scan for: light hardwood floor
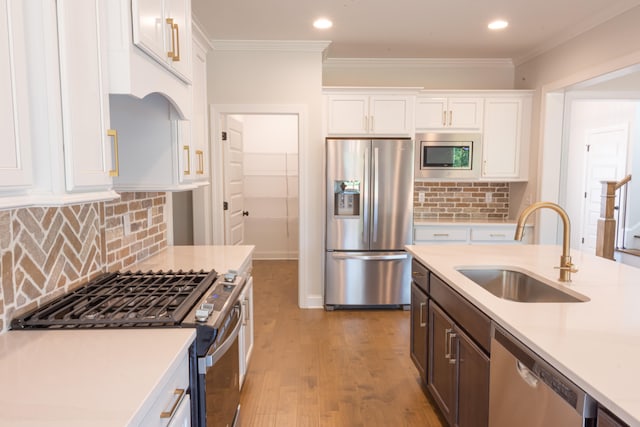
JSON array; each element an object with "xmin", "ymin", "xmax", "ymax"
[{"xmin": 239, "ymin": 260, "xmax": 444, "ymax": 427}]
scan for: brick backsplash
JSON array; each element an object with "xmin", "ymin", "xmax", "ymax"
[
  {"xmin": 414, "ymin": 182, "xmax": 510, "ymax": 220},
  {"xmin": 0, "ymin": 192, "xmax": 167, "ymax": 333}
]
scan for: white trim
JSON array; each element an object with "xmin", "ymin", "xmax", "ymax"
[
  {"xmin": 211, "ymin": 40, "xmax": 331, "ymax": 53},
  {"xmin": 192, "ymin": 20, "xmax": 214, "ymax": 50},
  {"xmin": 323, "ymin": 57, "xmax": 514, "ymax": 69},
  {"xmin": 210, "ymin": 104, "xmax": 317, "ymax": 309}
]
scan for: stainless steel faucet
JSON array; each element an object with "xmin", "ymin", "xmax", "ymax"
[{"xmin": 514, "ymin": 201, "xmax": 578, "ymax": 282}]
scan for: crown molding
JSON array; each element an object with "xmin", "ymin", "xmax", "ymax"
[
  {"xmin": 211, "ymin": 40, "xmax": 332, "ymax": 53},
  {"xmin": 323, "ymin": 57, "xmax": 514, "ymax": 69}
]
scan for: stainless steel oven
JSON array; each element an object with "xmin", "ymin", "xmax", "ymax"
[
  {"xmin": 198, "ymin": 301, "xmax": 242, "ymax": 427},
  {"xmin": 10, "ymin": 269, "xmax": 247, "ymax": 427}
]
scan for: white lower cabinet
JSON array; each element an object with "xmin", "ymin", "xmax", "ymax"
[
  {"xmin": 139, "ymin": 352, "xmax": 191, "ymax": 427},
  {"xmin": 239, "ymin": 275, "xmax": 254, "ymax": 388},
  {"xmin": 414, "ymin": 224, "xmax": 533, "ymax": 245}
]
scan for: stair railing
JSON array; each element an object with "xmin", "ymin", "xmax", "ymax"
[{"xmin": 596, "ymin": 174, "xmax": 631, "ymax": 260}]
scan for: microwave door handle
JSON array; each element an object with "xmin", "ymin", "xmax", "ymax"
[{"xmin": 372, "ymin": 146, "xmax": 379, "ymax": 243}]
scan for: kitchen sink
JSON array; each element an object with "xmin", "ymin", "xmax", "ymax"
[{"xmin": 456, "ymin": 268, "xmax": 588, "ymax": 303}]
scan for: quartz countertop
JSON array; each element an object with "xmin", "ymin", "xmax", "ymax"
[
  {"xmin": 128, "ymin": 245, "xmax": 255, "ymax": 274},
  {"xmin": 414, "ymin": 218, "xmax": 525, "ymax": 225},
  {"xmin": 0, "ymin": 329, "xmax": 195, "ymax": 427},
  {"xmin": 406, "ymin": 244, "xmax": 640, "ymax": 426},
  {"xmin": 0, "ymin": 245, "xmax": 255, "ymax": 426}
]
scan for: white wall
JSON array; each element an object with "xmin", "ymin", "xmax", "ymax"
[
  {"xmin": 207, "ymin": 46, "xmax": 325, "ymax": 308},
  {"xmin": 513, "ymin": 5, "xmax": 640, "ymax": 243},
  {"xmin": 323, "ymin": 59, "xmax": 515, "ymax": 89}
]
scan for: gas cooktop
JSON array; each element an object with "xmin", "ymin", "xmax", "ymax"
[{"xmin": 10, "ymin": 270, "xmax": 218, "ymax": 329}]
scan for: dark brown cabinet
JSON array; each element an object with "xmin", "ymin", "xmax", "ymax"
[
  {"xmin": 597, "ymin": 406, "xmax": 629, "ymax": 427},
  {"xmin": 410, "ymin": 259, "xmax": 430, "ymax": 383},
  {"xmin": 410, "ymin": 282, "xmax": 428, "ymax": 383},
  {"xmin": 428, "ymin": 302, "xmax": 489, "ymax": 427}
]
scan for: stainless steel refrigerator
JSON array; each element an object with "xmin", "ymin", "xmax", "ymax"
[{"xmin": 325, "ymin": 138, "xmax": 414, "ymax": 309}]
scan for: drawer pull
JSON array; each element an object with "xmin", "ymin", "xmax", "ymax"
[
  {"xmin": 490, "ymin": 234, "xmax": 506, "ymax": 238},
  {"xmin": 160, "ymin": 388, "xmax": 185, "ymax": 419},
  {"xmin": 433, "ymin": 233, "xmax": 450, "ymax": 237}
]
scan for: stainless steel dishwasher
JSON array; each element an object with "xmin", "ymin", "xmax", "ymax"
[{"xmin": 489, "ymin": 327, "xmax": 596, "ymax": 426}]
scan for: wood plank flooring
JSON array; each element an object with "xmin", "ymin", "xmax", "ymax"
[{"xmin": 239, "ymin": 260, "xmax": 444, "ymax": 427}]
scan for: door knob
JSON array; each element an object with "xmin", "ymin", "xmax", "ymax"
[{"xmin": 242, "ymin": 211, "xmax": 249, "ymax": 216}]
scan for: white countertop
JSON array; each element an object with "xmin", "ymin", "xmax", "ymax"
[
  {"xmin": 414, "ymin": 219, "xmax": 523, "ymax": 225},
  {"xmin": 406, "ymin": 244, "xmax": 640, "ymax": 426},
  {"xmin": 0, "ymin": 245, "xmax": 255, "ymax": 426},
  {"xmin": 129, "ymin": 245, "xmax": 255, "ymax": 274},
  {"xmin": 0, "ymin": 329, "xmax": 195, "ymax": 427}
]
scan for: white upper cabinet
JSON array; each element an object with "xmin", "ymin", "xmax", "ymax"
[
  {"xmin": 325, "ymin": 89, "xmax": 416, "ymax": 136},
  {"xmin": 415, "ymin": 95, "xmax": 483, "ymax": 130},
  {"xmin": 0, "ymin": 0, "xmax": 32, "ymax": 197},
  {"xmin": 132, "ymin": 0, "xmax": 192, "ymax": 83},
  {"xmin": 481, "ymin": 94, "xmax": 532, "ymax": 181},
  {"xmin": 57, "ymin": 0, "xmax": 115, "ymax": 192},
  {"xmin": 106, "ymin": 0, "xmax": 192, "ymax": 119},
  {"xmin": 188, "ymin": 27, "xmax": 210, "ymax": 182}
]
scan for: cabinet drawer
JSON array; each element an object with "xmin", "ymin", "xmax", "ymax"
[
  {"xmin": 470, "ymin": 227, "xmax": 516, "ymax": 242},
  {"xmin": 139, "ymin": 353, "xmax": 190, "ymax": 427},
  {"xmin": 430, "ymin": 273, "xmax": 491, "ymax": 353},
  {"xmin": 414, "ymin": 227, "xmax": 468, "ymax": 242},
  {"xmin": 411, "ymin": 259, "xmax": 429, "ymax": 293}
]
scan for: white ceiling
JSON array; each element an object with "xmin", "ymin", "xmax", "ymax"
[{"xmin": 192, "ymin": 0, "xmax": 640, "ymax": 63}]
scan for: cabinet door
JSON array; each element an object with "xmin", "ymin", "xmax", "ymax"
[
  {"xmin": 57, "ymin": 0, "xmax": 113, "ymax": 191},
  {"xmin": 239, "ymin": 276, "xmax": 254, "ymax": 388},
  {"xmin": 482, "ymin": 98, "xmax": 523, "ymax": 179},
  {"xmin": 455, "ymin": 328, "xmax": 489, "ymax": 427},
  {"xmin": 0, "ymin": 0, "xmax": 32, "ymax": 189},
  {"xmin": 132, "ymin": 0, "xmax": 166, "ymax": 62},
  {"xmin": 448, "ymin": 98, "xmax": 483, "ymax": 129},
  {"xmin": 410, "ymin": 283, "xmax": 428, "ymax": 384},
  {"xmin": 191, "ymin": 37, "xmax": 208, "ymax": 180},
  {"xmin": 415, "ymin": 97, "xmax": 448, "ymax": 129},
  {"xmin": 165, "ymin": 0, "xmax": 192, "ymax": 82},
  {"xmin": 326, "ymin": 95, "xmax": 369, "ymax": 135},
  {"xmin": 369, "ymin": 96, "xmax": 413, "ymax": 135},
  {"xmin": 167, "ymin": 394, "xmax": 191, "ymax": 427},
  {"xmin": 428, "ymin": 301, "xmax": 456, "ymax": 425}
]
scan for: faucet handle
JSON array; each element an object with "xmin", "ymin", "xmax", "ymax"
[{"xmin": 554, "ymin": 263, "xmax": 578, "ymax": 273}]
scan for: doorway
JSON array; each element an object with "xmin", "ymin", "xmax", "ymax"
[{"xmin": 223, "ymin": 114, "xmax": 299, "ymax": 259}]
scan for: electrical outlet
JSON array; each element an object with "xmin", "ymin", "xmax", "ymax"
[
  {"xmin": 485, "ymin": 192, "xmax": 493, "ymax": 203},
  {"xmin": 418, "ymin": 191, "xmax": 425, "ymax": 203}
]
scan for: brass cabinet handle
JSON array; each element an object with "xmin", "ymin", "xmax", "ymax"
[
  {"xmin": 183, "ymin": 145, "xmax": 191, "ymax": 175},
  {"xmin": 166, "ymin": 18, "xmax": 180, "ymax": 61},
  {"xmin": 160, "ymin": 388, "xmax": 185, "ymax": 419},
  {"xmin": 442, "ymin": 111, "xmax": 446, "ymax": 126},
  {"xmin": 449, "ymin": 110, "xmax": 453, "ymax": 126},
  {"xmin": 107, "ymin": 129, "xmax": 119, "ymax": 177},
  {"xmin": 196, "ymin": 150, "xmax": 204, "ymax": 175}
]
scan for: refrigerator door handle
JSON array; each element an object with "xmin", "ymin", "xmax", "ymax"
[
  {"xmin": 331, "ymin": 252, "xmax": 409, "ymax": 261},
  {"xmin": 372, "ymin": 146, "xmax": 379, "ymax": 243},
  {"xmin": 362, "ymin": 146, "xmax": 370, "ymax": 245}
]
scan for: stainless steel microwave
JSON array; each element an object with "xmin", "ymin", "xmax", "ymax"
[{"xmin": 414, "ymin": 132, "xmax": 482, "ymax": 179}]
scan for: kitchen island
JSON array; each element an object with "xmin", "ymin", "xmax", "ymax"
[
  {"xmin": 0, "ymin": 245, "xmax": 254, "ymax": 426},
  {"xmin": 406, "ymin": 244, "xmax": 640, "ymax": 426}
]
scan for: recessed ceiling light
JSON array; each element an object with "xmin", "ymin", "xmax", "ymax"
[
  {"xmin": 488, "ymin": 20, "xmax": 509, "ymax": 30},
  {"xmin": 313, "ymin": 18, "xmax": 333, "ymax": 30}
]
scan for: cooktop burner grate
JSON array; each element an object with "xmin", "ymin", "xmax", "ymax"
[{"xmin": 11, "ymin": 270, "xmax": 218, "ymax": 329}]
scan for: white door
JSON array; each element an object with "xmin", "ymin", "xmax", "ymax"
[
  {"xmin": 223, "ymin": 116, "xmax": 245, "ymax": 245},
  {"xmin": 580, "ymin": 125, "xmax": 628, "ymax": 253}
]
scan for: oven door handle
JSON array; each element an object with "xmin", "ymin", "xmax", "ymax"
[{"xmin": 198, "ymin": 303, "xmax": 242, "ymax": 374}]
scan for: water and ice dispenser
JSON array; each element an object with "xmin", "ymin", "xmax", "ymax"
[{"xmin": 333, "ymin": 180, "xmax": 360, "ymax": 216}]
